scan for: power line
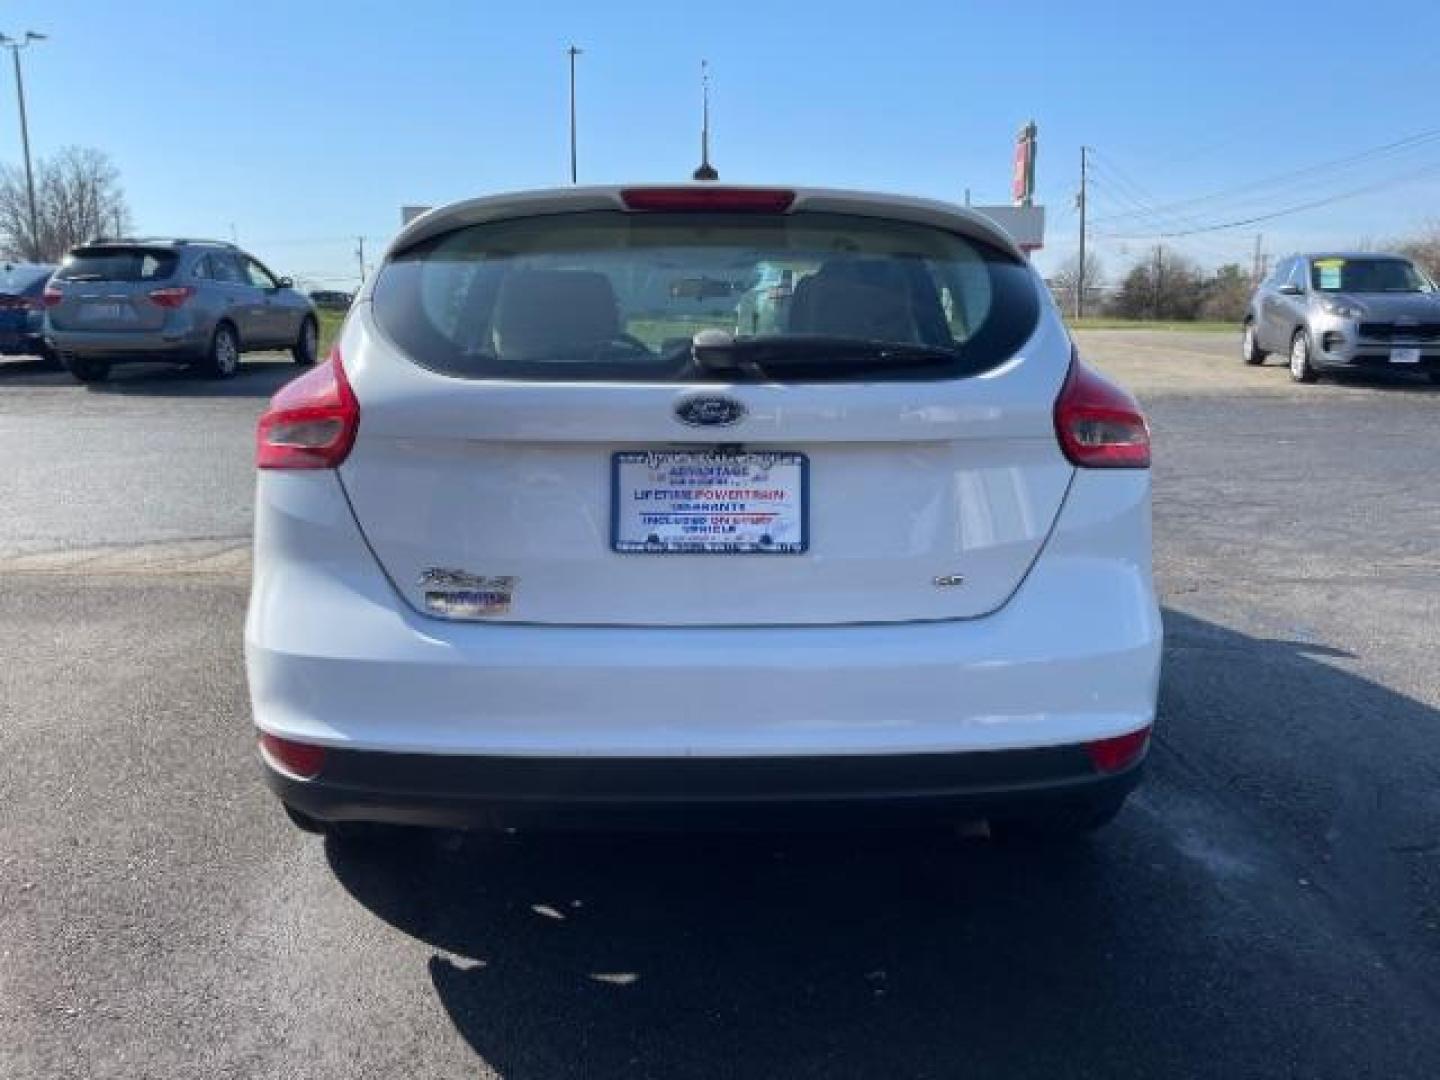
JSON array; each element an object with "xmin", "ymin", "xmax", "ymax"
[
  {"xmin": 1088, "ymin": 168, "xmax": 1217, "ymax": 242},
  {"xmin": 1085, "ymin": 178, "xmax": 1250, "ymax": 261},
  {"xmin": 1095, "ymin": 158, "xmax": 1440, "ymax": 240},
  {"xmin": 1091, "ymin": 126, "xmax": 1440, "ymax": 226}
]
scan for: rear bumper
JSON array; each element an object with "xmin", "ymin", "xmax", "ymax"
[
  {"xmin": 47, "ymin": 327, "xmax": 204, "ymax": 359},
  {"xmin": 246, "ymin": 467, "xmax": 1162, "ymax": 762},
  {"xmin": 263, "ymin": 743, "xmax": 1145, "ymax": 829},
  {"xmin": 0, "ymin": 328, "xmax": 46, "ymax": 355}
]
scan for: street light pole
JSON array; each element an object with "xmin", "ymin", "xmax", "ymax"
[
  {"xmin": 567, "ymin": 45, "xmax": 582, "ymax": 184},
  {"xmin": 0, "ymin": 32, "xmax": 46, "ymax": 261}
]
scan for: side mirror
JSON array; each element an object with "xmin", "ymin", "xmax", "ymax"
[
  {"xmin": 1277, "ymin": 283, "xmax": 1303, "ymax": 296},
  {"xmin": 276, "ymin": 276, "xmax": 294, "ymax": 289}
]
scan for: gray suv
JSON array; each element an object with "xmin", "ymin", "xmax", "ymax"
[
  {"xmin": 45, "ymin": 238, "xmax": 318, "ymax": 382},
  {"xmin": 1243, "ymin": 252, "xmax": 1440, "ymax": 384}
]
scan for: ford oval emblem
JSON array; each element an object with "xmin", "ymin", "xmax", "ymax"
[{"xmin": 674, "ymin": 395, "xmax": 745, "ymax": 427}]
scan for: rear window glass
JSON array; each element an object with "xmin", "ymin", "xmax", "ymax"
[
  {"xmin": 56, "ymin": 248, "xmax": 177, "ymax": 283},
  {"xmin": 0, "ymin": 263, "xmax": 51, "ymax": 289},
  {"xmin": 372, "ymin": 210, "xmax": 1039, "ymax": 383}
]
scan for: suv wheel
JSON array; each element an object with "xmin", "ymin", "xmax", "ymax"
[
  {"xmin": 292, "ymin": 316, "xmax": 318, "ymax": 366},
  {"xmin": 1289, "ymin": 329, "xmax": 1318, "ymax": 383},
  {"xmin": 63, "ymin": 354, "xmax": 111, "ymax": 383},
  {"xmin": 1241, "ymin": 322, "xmax": 1267, "ymax": 365},
  {"xmin": 203, "ymin": 323, "xmax": 241, "ymax": 379}
]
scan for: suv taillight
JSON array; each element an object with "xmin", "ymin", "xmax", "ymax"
[
  {"xmin": 42, "ymin": 285, "xmax": 63, "ymax": 308},
  {"xmin": 256, "ymin": 350, "xmax": 359, "ymax": 469},
  {"xmin": 148, "ymin": 285, "xmax": 196, "ymax": 309},
  {"xmin": 1054, "ymin": 351, "xmax": 1151, "ymax": 468}
]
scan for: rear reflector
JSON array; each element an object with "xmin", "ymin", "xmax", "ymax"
[
  {"xmin": 42, "ymin": 285, "xmax": 62, "ymax": 308},
  {"xmin": 259, "ymin": 733, "xmax": 327, "ymax": 780},
  {"xmin": 1086, "ymin": 726, "xmax": 1152, "ymax": 773},
  {"xmin": 1054, "ymin": 351, "xmax": 1151, "ymax": 468},
  {"xmin": 621, "ymin": 187, "xmax": 795, "ymax": 213},
  {"xmin": 256, "ymin": 349, "xmax": 359, "ymax": 469},
  {"xmin": 148, "ymin": 285, "xmax": 196, "ymax": 309}
]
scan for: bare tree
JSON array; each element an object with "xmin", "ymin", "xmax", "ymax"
[
  {"xmin": 1395, "ymin": 222, "xmax": 1440, "ymax": 282},
  {"xmin": 0, "ymin": 146, "xmax": 131, "ymax": 261},
  {"xmin": 1199, "ymin": 263, "xmax": 1251, "ymax": 323},
  {"xmin": 1109, "ymin": 246, "xmax": 1205, "ymax": 321},
  {"xmin": 1049, "ymin": 253, "xmax": 1105, "ymax": 318}
]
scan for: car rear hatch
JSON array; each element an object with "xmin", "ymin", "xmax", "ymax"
[
  {"xmin": 333, "ymin": 188, "xmax": 1076, "ymax": 627},
  {"xmin": 47, "ymin": 246, "xmax": 180, "ymax": 333}
]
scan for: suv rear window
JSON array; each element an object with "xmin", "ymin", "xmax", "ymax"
[
  {"xmin": 0, "ymin": 263, "xmax": 51, "ymax": 289},
  {"xmin": 56, "ymin": 247, "xmax": 178, "ymax": 283},
  {"xmin": 372, "ymin": 210, "xmax": 1039, "ymax": 383}
]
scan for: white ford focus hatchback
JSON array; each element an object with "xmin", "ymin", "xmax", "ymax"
[{"xmin": 246, "ymin": 185, "xmax": 1161, "ymax": 838}]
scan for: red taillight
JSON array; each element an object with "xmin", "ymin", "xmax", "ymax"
[
  {"xmin": 0, "ymin": 294, "xmax": 39, "ymax": 310},
  {"xmin": 256, "ymin": 350, "xmax": 359, "ymax": 469},
  {"xmin": 1086, "ymin": 726, "xmax": 1152, "ymax": 773},
  {"xmin": 1054, "ymin": 352, "xmax": 1151, "ymax": 468},
  {"xmin": 259, "ymin": 733, "xmax": 327, "ymax": 780},
  {"xmin": 42, "ymin": 285, "xmax": 63, "ymax": 308},
  {"xmin": 620, "ymin": 186, "xmax": 796, "ymax": 213},
  {"xmin": 147, "ymin": 285, "xmax": 196, "ymax": 309}
]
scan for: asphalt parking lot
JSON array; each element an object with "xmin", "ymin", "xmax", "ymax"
[{"xmin": 3, "ymin": 333, "xmax": 1439, "ymax": 1079}]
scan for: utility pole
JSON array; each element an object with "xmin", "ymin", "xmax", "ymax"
[
  {"xmin": 1252, "ymin": 233, "xmax": 1264, "ymax": 284},
  {"xmin": 0, "ymin": 32, "xmax": 46, "ymax": 260},
  {"xmin": 355, "ymin": 236, "xmax": 366, "ymax": 283},
  {"xmin": 1076, "ymin": 145, "xmax": 1089, "ymax": 319},
  {"xmin": 567, "ymin": 45, "xmax": 582, "ymax": 184}
]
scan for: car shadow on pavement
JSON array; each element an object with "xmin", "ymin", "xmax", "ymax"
[
  {"xmin": 81, "ymin": 359, "xmax": 300, "ymax": 398},
  {"xmin": 1316, "ymin": 370, "xmax": 1439, "ymax": 393},
  {"xmin": 0, "ymin": 356, "xmax": 68, "ymax": 385},
  {"xmin": 322, "ymin": 608, "xmax": 1440, "ymax": 1079}
]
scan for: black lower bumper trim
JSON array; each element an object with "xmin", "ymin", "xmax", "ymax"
[{"xmin": 264, "ymin": 744, "xmax": 1143, "ymax": 831}]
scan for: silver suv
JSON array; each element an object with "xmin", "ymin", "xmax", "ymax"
[
  {"xmin": 1242, "ymin": 252, "xmax": 1440, "ymax": 384},
  {"xmin": 44, "ymin": 238, "xmax": 318, "ymax": 382}
]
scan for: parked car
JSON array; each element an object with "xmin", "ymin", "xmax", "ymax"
[
  {"xmin": 1242, "ymin": 252, "xmax": 1440, "ymax": 384},
  {"xmin": 44, "ymin": 238, "xmax": 319, "ymax": 382},
  {"xmin": 247, "ymin": 184, "xmax": 1161, "ymax": 841},
  {"xmin": 0, "ymin": 262, "xmax": 57, "ymax": 364},
  {"xmin": 308, "ymin": 290, "xmax": 354, "ymax": 310}
]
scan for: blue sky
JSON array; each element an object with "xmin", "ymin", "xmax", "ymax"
[{"xmin": 6, "ymin": 0, "xmax": 1440, "ymax": 287}]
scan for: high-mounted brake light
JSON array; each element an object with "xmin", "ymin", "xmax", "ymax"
[
  {"xmin": 1054, "ymin": 352, "xmax": 1151, "ymax": 468},
  {"xmin": 620, "ymin": 187, "xmax": 796, "ymax": 213},
  {"xmin": 256, "ymin": 349, "xmax": 359, "ymax": 469},
  {"xmin": 42, "ymin": 284, "xmax": 63, "ymax": 308},
  {"xmin": 148, "ymin": 285, "xmax": 196, "ymax": 309}
]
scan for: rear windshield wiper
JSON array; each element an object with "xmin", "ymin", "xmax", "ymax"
[{"xmin": 688, "ymin": 331, "xmax": 964, "ymax": 377}]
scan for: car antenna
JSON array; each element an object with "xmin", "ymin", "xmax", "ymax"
[{"xmin": 692, "ymin": 59, "xmax": 718, "ymax": 182}]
